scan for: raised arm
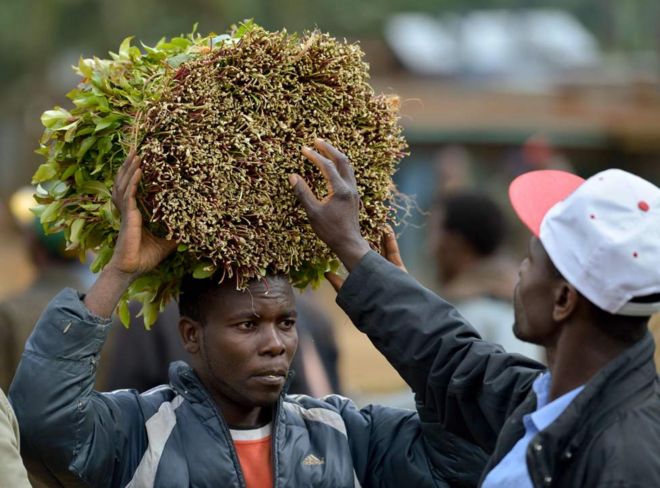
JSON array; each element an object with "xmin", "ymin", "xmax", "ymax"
[
  {"xmin": 290, "ymin": 139, "xmax": 544, "ymax": 451},
  {"xmin": 84, "ymin": 150, "xmax": 177, "ymax": 318},
  {"xmin": 9, "ymin": 151, "xmax": 176, "ymax": 486}
]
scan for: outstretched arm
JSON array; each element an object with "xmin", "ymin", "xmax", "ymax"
[{"xmin": 290, "ymin": 140, "xmax": 544, "ymax": 452}]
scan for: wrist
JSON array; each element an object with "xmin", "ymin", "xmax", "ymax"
[
  {"xmin": 84, "ymin": 265, "xmax": 138, "ymax": 319},
  {"xmin": 333, "ymin": 237, "xmax": 371, "ymax": 271},
  {"xmin": 103, "ymin": 261, "xmax": 140, "ymax": 285}
]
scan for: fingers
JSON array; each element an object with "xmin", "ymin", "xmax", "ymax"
[
  {"xmin": 113, "ymin": 151, "xmax": 139, "ymax": 202},
  {"xmin": 381, "ymin": 225, "xmax": 406, "ymax": 271},
  {"xmin": 124, "ymin": 166, "xmax": 142, "ymax": 213},
  {"xmin": 314, "ymin": 138, "xmax": 356, "ymax": 185},
  {"xmin": 324, "ymin": 271, "xmax": 344, "ymax": 292},
  {"xmin": 114, "ymin": 151, "xmax": 142, "ymax": 214},
  {"xmin": 302, "ymin": 145, "xmax": 340, "ymax": 195},
  {"xmin": 289, "ymin": 174, "xmax": 320, "ymax": 214}
]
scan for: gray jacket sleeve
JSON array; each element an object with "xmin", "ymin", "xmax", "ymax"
[
  {"xmin": 0, "ymin": 388, "xmax": 31, "ymax": 487},
  {"xmin": 321, "ymin": 394, "xmax": 487, "ymax": 488},
  {"xmin": 8, "ymin": 288, "xmax": 147, "ymax": 488},
  {"xmin": 337, "ymin": 251, "xmax": 545, "ymax": 452}
]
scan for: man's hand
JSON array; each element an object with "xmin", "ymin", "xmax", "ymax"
[
  {"xmin": 84, "ymin": 151, "xmax": 176, "ymax": 318},
  {"xmin": 106, "ymin": 150, "xmax": 177, "ymax": 277},
  {"xmin": 289, "ymin": 139, "xmax": 371, "ymax": 271},
  {"xmin": 326, "ymin": 225, "xmax": 407, "ymax": 292}
]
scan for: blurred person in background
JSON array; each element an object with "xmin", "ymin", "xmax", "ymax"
[
  {"xmin": 287, "ymin": 293, "xmax": 342, "ymax": 396},
  {"xmin": 0, "ymin": 186, "xmax": 92, "ymax": 391},
  {"xmin": 96, "ymin": 300, "xmax": 189, "ymax": 392},
  {"xmin": 509, "ymin": 134, "xmax": 574, "ymax": 179},
  {"xmin": 429, "ymin": 191, "xmax": 544, "ymax": 362}
]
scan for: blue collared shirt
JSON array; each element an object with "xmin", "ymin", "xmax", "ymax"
[{"xmin": 482, "ymin": 372, "xmax": 584, "ymax": 488}]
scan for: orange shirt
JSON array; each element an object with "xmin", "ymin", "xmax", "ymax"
[{"xmin": 230, "ymin": 423, "xmax": 273, "ymax": 488}]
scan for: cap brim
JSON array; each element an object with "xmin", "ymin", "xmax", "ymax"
[{"xmin": 509, "ymin": 170, "xmax": 585, "ymax": 236}]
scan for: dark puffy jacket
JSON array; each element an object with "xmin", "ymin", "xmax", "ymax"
[
  {"xmin": 9, "ymin": 287, "xmax": 487, "ymax": 488},
  {"xmin": 337, "ymin": 251, "xmax": 660, "ymax": 488}
]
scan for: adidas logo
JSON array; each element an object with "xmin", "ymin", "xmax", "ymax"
[{"xmin": 302, "ymin": 454, "xmax": 325, "ymax": 466}]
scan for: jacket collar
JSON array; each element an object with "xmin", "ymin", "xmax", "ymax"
[
  {"xmin": 541, "ymin": 331, "xmax": 657, "ymax": 452},
  {"xmin": 167, "ymin": 360, "xmax": 294, "ymax": 424}
]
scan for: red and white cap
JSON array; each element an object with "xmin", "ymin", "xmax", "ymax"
[{"xmin": 509, "ymin": 169, "xmax": 660, "ymax": 317}]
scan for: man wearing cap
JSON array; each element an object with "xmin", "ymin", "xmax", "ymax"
[{"xmin": 290, "ymin": 139, "xmax": 660, "ymax": 487}]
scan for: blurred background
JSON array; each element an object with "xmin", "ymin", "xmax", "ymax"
[{"xmin": 1, "ymin": 0, "xmax": 659, "ymax": 406}]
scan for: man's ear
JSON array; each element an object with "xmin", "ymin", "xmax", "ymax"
[
  {"xmin": 179, "ymin": 317, "xmax": 202, "ymax": 354},
  {"xmin": 553, "ymin": 281, "xmax": 579, "ymax": 322}
]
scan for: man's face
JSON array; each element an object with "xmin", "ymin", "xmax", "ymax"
[
  {"xmin": 512, "ymin": 236, "xmax": 559, "ymax": 345},
  {"xmin": 197, "ymin": 276, "xmax": 298, "ymax": 410}
]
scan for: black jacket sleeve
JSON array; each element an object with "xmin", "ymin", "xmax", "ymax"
[
  {"xmin": 337, "ymin": 251, "xmax": 545, "ymax": 452},
  {"xmin": 321, "ymin": 394, "xmax": 488, "ymax": 487}
]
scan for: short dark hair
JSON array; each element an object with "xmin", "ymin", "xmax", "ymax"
[
  {"xmin": 438, "ymin": 192, "xmax": 506, "ymax": 256},
  {"xmin": 178, "ymin": 273, "xmax": 228, "ymax": 324},
  {"xmin": 592, "ymin": 293, "xmax": 660, "ymax": 344},
  {"xmin": 178, "ymin": 272, "xmax": 290, "ymax": 324}
]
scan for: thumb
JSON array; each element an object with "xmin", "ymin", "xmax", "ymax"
[
  {"xmin": 324, "ymin": 271, "xmax": 344, "ymax": 292},
  {"xmin": 289, "ymin": 174, "xmax": 319, "ymax": 214},
  {"xmin": 381, "ymin": 225, "xmax": 406, "ymax": 272}
]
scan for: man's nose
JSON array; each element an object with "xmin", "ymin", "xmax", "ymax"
[{"xmin": 259, "ymin": 324, "xmax": 286, "ymax": 356}]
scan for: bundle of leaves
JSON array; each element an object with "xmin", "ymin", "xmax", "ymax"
[{"xmin": 33, "ymin": 22, "xmax": 407, "ymax": 327}]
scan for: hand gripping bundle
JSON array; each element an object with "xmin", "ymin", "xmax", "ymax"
[{"xmin": 32, "ymin": 22, "xmax": 407, "ymax": 326}]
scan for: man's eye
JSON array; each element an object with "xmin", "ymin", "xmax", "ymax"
[
  {"xmin": 280, "ymin": 319, "xmax": 296, "ymax": 329},
  {"xmin": 237, "ymin": 321, "xmax": 256, "ymax": 330}
]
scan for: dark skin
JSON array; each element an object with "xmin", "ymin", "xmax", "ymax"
[
  {"xmin": 514, "ymin": 236, "xmax": 636, "ymax": 400},
  {"xmin": 290, "ymin": 138, "xmax": 638, "ymax": 402},
  {"xmin": 179, "ymin": 277, "xmax": 298, "ymax": 427}
]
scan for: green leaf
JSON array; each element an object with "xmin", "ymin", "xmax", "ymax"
[
  {"xmin": 69, "ymin": 218, "xmax": 85, "ymax": 245},
  {"xmin": 64, "ymin": 123, "xmax": 79, "ymax": 142},
  {"xmin": 119, "ymin": 36, "xmax": 134, "ymax": 59},
  {"xmin": 74, "ymin": 167, "xmax": 86, "ymax": 187},
  {"xmin": 77, "ymin": 57, "xmax": 94, "ymax": 79},
  {"xmin": 72, "ymin": 94, "xmax": 109, "ymax": 111},
  {"xmin": 192, "ymin": 262, "xmax": 216, "ymax": 279},
  {"xmin": 118, "ymin": 299, "xmax": 131, "ymax": 328},
  {"xmin": 94, "ymin": 114, "xmax": 123, "ymax": 132},
  {"xmin": 167, "ymin": 53, "xmax": 195, "ymax": 68},
  {"xmin": 41, "ymin": 108, "xmax": 72, "ymax": 129},
  {"xmin": 90, "ymin": 245, "xmax": 113, "ymax": 273},
  {"xmin": 61, "ymin": 164, "xmax": 79, "ymax": 180},
  {"xmin": 77, "ymin": 136, "xmax": 96, "ymax": 161},
  {"xmin": 234, "ymin": 19, "xmax": 256, "ymax": 39},
  {"xmin": 45, "ymin": 180, "xmax": 70, "ymax": 198},
  {"xmin": 39, "ymin": 201, "xmax": 62, "ymax": 224},
  {"xmin": 32, "ymin": 162, "xmax": 59, "ymax": 183},
  {"xmin": 79, "ymin": 180, "xmax": 111, "ymax": 198},
  {"xmin": 101, "ymin": 199, "xmax": 120, "ymax": 229},
  {"xmin": 141, "ymin": 300, "xmax": 159, "ymax": 330},
  {"xmin": 176, "ymin": 243, "xmax": 188, "ymax": 252}
]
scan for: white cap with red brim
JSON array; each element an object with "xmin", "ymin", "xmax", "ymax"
[{"xmin": 509, "ymin": 169, "xmax": 660, "ymax": 317}]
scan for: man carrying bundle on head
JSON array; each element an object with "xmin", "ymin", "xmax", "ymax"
[{"xmin": 9, "ymin": 152, "xmax": 486, "ymax": 488}]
